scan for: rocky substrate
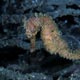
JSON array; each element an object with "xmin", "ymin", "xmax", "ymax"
[{"xmin": 0, "ymin": 0, "xmax": 80, "ymax": 80}]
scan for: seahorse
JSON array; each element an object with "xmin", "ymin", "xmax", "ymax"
[{"xmin": 23, "ymin": 13, "xmax": 80, "ymax": 60}]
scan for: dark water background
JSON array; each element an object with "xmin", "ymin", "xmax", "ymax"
[{"xmin": 0, "ymin": 0, "xmax": 80, "ymax": 80}]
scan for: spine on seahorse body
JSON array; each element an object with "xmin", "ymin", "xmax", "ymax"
[{"xmin": 41, "ymin": 16, "xmax": 80, "ymax": 60}]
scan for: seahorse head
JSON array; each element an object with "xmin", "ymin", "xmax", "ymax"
[{"xmin": 24, "ymin": 17, "xmax": 40, "ymax": 39}]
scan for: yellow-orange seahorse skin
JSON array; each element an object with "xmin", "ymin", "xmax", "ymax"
[
  {"xmin": 41, "ymin": 16, "xmax": 80, "ymax": 60},
  {"xmin": 24, "ymin": 13, "xmax": 80, "ymax": 60}
]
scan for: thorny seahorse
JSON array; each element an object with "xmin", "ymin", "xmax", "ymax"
[{"xmin": 23, "ymin": 13, "xmax": 80, "ymax": 60}]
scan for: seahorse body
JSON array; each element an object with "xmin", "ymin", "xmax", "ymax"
[
  {"xmin": 24, "ymin": 13, "xmax": 80, "ymax": 60},
  {"xmin": 41, "ymin": 16, "xmax": 80, "ymax": 60}
]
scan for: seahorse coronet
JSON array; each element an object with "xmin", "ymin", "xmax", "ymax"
[{"xmin": 24, "ymin": 13, "xmax": 80, "ymax": 60}]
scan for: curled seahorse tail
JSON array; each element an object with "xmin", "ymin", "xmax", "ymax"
[{"xmin": 41, "ymin": 17, "xmax": 80, "ymax": 60}]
